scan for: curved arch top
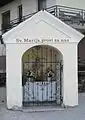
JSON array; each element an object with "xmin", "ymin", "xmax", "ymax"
[
  {"xmin": 20, "ymin": 44, "xmax": 64, "ymax": 60},
  {"xmin": 22, "ymin": 44, "xmax": 63, "ymax": 60}
]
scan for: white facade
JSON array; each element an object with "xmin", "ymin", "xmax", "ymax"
[
  {"xmin": 0, "ymin": 0, "xmax": 85, "ymax": 56},
  {"xmin": 0, "ymin": 0, "xmax": 84, "ymax": 108},
  {"xmin": 3, "ymin": 11, "xmax": 84, "ymax": 109}
]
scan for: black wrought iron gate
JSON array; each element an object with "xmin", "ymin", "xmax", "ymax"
[{"xmin": 22, "ymin": 46, "xmax": 63, "ymax": 106}]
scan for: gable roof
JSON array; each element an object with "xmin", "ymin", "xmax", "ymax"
[{"xmin": 3, "ymin": 10, "xmax": 84, "ymax": 43}]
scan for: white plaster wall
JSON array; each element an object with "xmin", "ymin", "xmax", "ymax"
[
  {"xmin": 46, "ymin": 0, "xmax": 56, "ymax": 8},
  {"xmin": 6, "ymin": 44, "xmax": 22, "ymax": 109},
  {"xmin": 22, "ymin": 0, "xmax": 85, "ymax": 12},
  {"xmin": 22, "ymin": 0, "xmax": 56, "ymax": 16},
  {"xmin": 56, "ymin": 0, "xmax": 85, "ymax": 9},
  {"xmin": 63, "ymin": 44, "xmax": 78, "ymax": 106},
  {"xmin": 21, "ymin": 0, "xmax": 38, "ymax": 16},
  {"xmin": 6, "ymin": 43, "xmax": 78, "ymax": 109}
]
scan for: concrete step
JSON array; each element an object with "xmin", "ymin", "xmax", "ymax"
[{"xmin": 22, "ymin": 106, "xmax": 64, "ymax": 113}]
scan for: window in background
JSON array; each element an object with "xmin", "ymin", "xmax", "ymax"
[
  {"xmin": 2, "ymin": 10, "xmax": 10, "ymax": 33},
  {"xmin": 18, "ymin": 5, "xmax": 23, "ymax": 23}
]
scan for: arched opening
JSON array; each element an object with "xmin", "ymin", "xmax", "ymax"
[{"xmin": 22, "ymin": 45, "xmax": 63, "ymax": 107}]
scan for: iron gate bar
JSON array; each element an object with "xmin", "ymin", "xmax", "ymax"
[
  {"xmin": 50, "ymin": 49, "xmax": 52, "ymax": 101},
  {"xmin": 55, "ymin": 54, "xmax": 57, "ymax": 102},
  {"xmin": 28, "ymin": 55, "xmax": 29, "ymax": 102},
  {"xmin": 23, "ymin": 62, "xmax": 62, "ymax": 106},
  {"xmin": 22, "ymin": 46, "xmax": 63, "ymax": 107},
  {"xmin": 60, "ymin": 62, "xmax": 63, "ymax": 104},
  {"xmin": 46, "ymin": 48, "xmax": 48, "ymax": 101},
  {"xmin": 41, "ymin": 46, "xmax": 43, "ymax": 104}
]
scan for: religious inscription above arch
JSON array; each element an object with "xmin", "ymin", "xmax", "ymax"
[{"xmin": 16, "ymin": 38, "xmax": 70, "ymax": 44}]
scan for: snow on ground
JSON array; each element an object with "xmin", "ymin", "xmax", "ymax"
[{"xmin": 0, "ymin": 93, "xmax": 85, "ymax": 120}]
